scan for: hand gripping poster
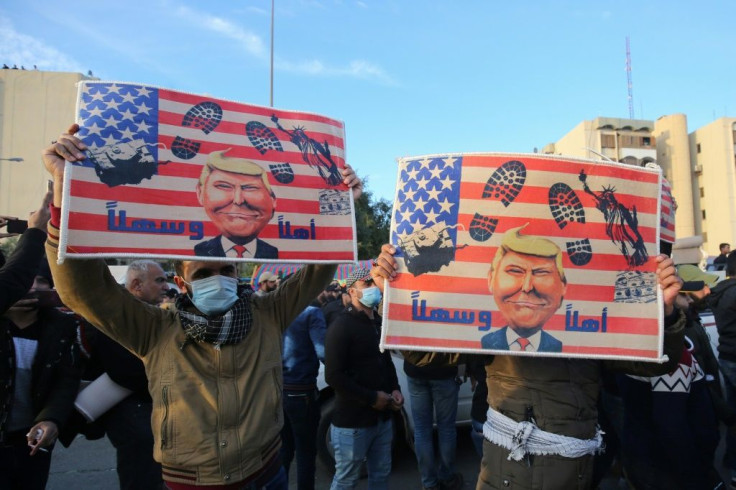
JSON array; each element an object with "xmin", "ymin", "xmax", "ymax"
[
  {"xmin": 380, "ymin": 153, "xmax": 667, "ymax": 362},
  {"xmin": 57, "ymin": 81, "xmax": 356, "ymax": 263}
]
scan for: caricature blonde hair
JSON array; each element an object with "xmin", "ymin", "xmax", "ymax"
[
  {"xmin": 199, "ymin": 149, "xmax": 274, "ymax": 195},
  {"xmin": 490, "ymin": 224, "xmax": 566, "ymax": 283}
]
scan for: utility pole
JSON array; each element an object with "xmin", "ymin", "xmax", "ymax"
[
  {"xmin": 270, "ymin": 0, "xmax": 274, "ymax": 107},
  {"xmin": 626, "ymin": 36, "xmax": 634, "ymax": 120}
]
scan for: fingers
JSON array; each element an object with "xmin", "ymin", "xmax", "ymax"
[
  {"xmin": 373, "ymin": 243, "xmax": 399, "ymax": 281},
  {"xmin": 40, "ymin": 189, "xmax": 53, "ymax": 208},
  {"xmin": 42, "ymin": 124, "xmax": 86, "ymax": 169},
  {"xmin": 389, "ymin": 391, "xmax": 404, "ymax": 411},
  {"xmin": 42, "ymin": 124, "xmax": 85, "ymax": 207},
  {"xmin": 655, "ymin": 254, "xmax": 682, "ymax": 314},
  {"xmin": 380, "ymin": 243, "xmax": 395, "ymax": 255},
  {"xmin": 27, "ymin": 421, "xmax": 56, "ymax": 455},
  {"xmin": 369, "ymin": 268, "xmax": 386, "ymax": 293},
  {"xmin": 10, "ymin": 298, "xmax": 38, "ymax": 312},
  {"xmin": 28, "ymin": 192, "xmax": 52, "ymax": 230},
  {"xmin": 655, "ymin": 254, "xmax": 679, "ymax": 287},
  {"xmin": 53, "ymin": 132, "xmax": 87, "ymax": 161},
  {"xmin": 342, "ymin": 164, "xmax": 363, "ymax": 200},
  {"xmin": 11, "ymin": 298, "xmax": 38, "ymax": 309},
  {"xmin": 341, "ymin": 163, "xmax": 354, "ymax": 180},
  {"xmin": 39, "ymin": 421, "xmax": 58, "ymax": 445},
  {"xmin": 372, "ymin": 391, "xmax": 392, "ymax": 410}
]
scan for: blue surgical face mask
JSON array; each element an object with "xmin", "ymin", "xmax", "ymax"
[
  {"xmin": 358, "ymin": 286, "xmax": 382, "ymax": 308},
  {"xmin": 186, "ymin": 275, "xmax": 239, "ymax": 316}
]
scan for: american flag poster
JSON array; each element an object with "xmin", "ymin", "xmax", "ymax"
[
  {"xmin": 660, "ymin": 177, "xmax": 676, "ymax": 244},
  {"xmin": 380, "ymin": 153, "xmax": 666, "ymax": 362},
  {"xmin": 57, "ymin": 81, "xmax": 356, "ymax": 263}
]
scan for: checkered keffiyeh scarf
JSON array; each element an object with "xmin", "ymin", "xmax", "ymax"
[{"xmin": 175, "ymin": 287, "xmax": 254, "ymax": 348}]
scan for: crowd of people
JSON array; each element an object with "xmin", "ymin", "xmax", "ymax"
[{"xmin": 0, "ymin": 126, "xmax": 734, "ymax": 490}]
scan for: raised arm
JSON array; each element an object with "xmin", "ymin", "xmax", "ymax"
[
  {"xmin": 0, "ymin": 191, "xmax": 52, "ymax": 313},
  {"xmin": 42, "ymin": 125, "xmax": 171, "ymax": 355}
]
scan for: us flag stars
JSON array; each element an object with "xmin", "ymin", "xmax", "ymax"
[
  {"xmin": 76, "ymin": 83, "xmax": 159, "ymax": 152},
  {"xmin": 393, "ymin": 156, "xmax": 461, "ymax": 244}
]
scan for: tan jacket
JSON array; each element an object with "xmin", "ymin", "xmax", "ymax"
[{"xmin": 46, "ymin": 232, "xmax": 335, "ymax": 485}]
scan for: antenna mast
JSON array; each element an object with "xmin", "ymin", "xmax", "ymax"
[{"xmin": 626, "ymin": 36, "xmax": 634, "ymax": 119}]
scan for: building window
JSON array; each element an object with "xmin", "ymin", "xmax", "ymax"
[
  {"xmin": 697, "ymin": 143, "xmax": 702, "ymax": 153},
  {"xmin": 702, "ymin": 210, "xmax": 707, "ymax": 220},
  {"xmin": 619, "ymin": 135, "xmax": 634, "ymax": 147},
  {"xmin": 703, "ymin": 232, "xmax": 708, "ymax": 244},
  {"xmin": 700, "ymin": 187, "xmax": 705, "ymax": 198},
  {"xmin": 642, "ymin": 136, "xmax": 651, "ymax": 147},
  {"xmin": 601, "ymin": 134, "xmax": 615, "ymax": 148}
]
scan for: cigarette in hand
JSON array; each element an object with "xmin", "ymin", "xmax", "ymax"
[{"xmin": 27, "ymin": 429, "xmax": 49, "ymax": 452}]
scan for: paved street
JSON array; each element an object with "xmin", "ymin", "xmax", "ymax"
[
  {"xmin": 47, "ymin": 437, "xmax": 117, "ymax": 489},
  {"xmin": 47, "ymin": 428, "xmax": 487, "ymax": 489},
  {"xmin": 46, "ymin": 427, "xmax": 641, "ymax": 489},
  {"xmin": 46, "ymin": 429, "xmax": 492, "ymax": 490}
]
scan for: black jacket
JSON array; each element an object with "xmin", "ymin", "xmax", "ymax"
[
  {"xmin": 93, "ymin": 330, "xmax": 151, "ymax": 401},
  {"xmin": 0, "ymin": 308, "xmax": 82, "ymax": 442},
  {"xmin": 684, "ymin": 306, "xmax": 736, "ymax": 425},
  {"xmin": 321, "ymin": 297, "xmax": 346, "ymax": 327},
  {"xmin": 0, "ymin": 228, "xmax": 47, "ymax": 314},
  {"xmin": 325, "ymin": 306, "xmax": 399, "ymax": 428},
  {"xmin": 708, "ymin": 278, "xmax": 736, "ymax": 361}
]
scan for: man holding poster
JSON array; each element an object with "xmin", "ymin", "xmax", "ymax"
[
  {"xmin": 194, "ymin": 149, "xmax": 279, "ymax": 259},
  {"xmin": 373, "ymin": 243, "xmax": 687, "ymax": 489},
  {"xmin": 42, "ymin": 125, "xmax": 362, "ymax": 489},
  {"xmin": 480, "ymin": 225, "xmax": 564, "ymax": 353}
]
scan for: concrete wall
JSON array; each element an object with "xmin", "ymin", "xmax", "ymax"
[
  {"xmin": 544, "ymin": 117, "xmax": 656, "ymax": 164},
  {"xmin": 654, "ymin": 114, "xmax": 695, "ymax": 238},
  {"xmin": 690, "ymin": 117, "xmax": 736, "ymax": 254},
  {"xmin": 0, "ymin": 70, "xmax": 90, "ymax": 219},
  {"xmin": 545, "ymin": 120, "xmax": 594, "ymax": 158}
]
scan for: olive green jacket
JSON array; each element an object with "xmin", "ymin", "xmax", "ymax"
[
  {"xmin": 478, "ymin": 311, "xmax": 686, "ymax": 490},
  {"xmin": 46, "ymin": 229, "xmax": 335, "ymax": 485}
]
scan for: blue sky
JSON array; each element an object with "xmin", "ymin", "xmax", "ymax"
[{"xmin": 2, "ymin": 1, "xmax": 734, "ymax": 202}]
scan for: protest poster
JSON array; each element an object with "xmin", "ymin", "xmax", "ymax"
[
  {"xmin": 57, "ymin": 81, "xmax": 356, "ymax": 263},
  {"xmin": 660, "ymin": 177, "xmax": 676, "ymax": 245},
  {"xmin": 253, "ymin": 260, "xmax": 375, "ymax": 285},
  {"xmin": 380, "ymin": 153, "xmax": 666, "ymax": 362}
]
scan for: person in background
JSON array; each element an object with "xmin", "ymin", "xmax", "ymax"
[
  {"xmin": 466, "ymin": 355, "xmax": 489, "ymax": 458},
  {"xmin": 708, "ymin": 253, "xmax": 736, "ymax": 488},
  {"xmin": 402, "ymin": 349, "xmax": 464, "ymax": 490},
  {"xmin": 321, "ymin": 286, "xmax": 349, "ymax": 327},
  {"xmin": 618, "ymin": 269, "xmax": 725, "ymax": 489},
  {"xmin": 0, "ymin": 192, "xmax": 82, "ymax": 489},
  {"xmin": 280, "ymin": 305, "xmax": 327, "ymax": 490},
  {"xmin": 0, "ymin": 192, "xmax": 51, "ymax": 311},
  {"xmin": 714, "ymin": 243, "xmax": 730, "ymax": 270},
  {"xmin": 92, "ymin": 260, "xmax": 169, "ymax": 490},
  {"xmin": 257, "ymin": 271, "xmax": 279, "ymax": 296},
  {"xmin": 161, "ymin": 288, "xmax": 179, "ymax": 306},
  {"xmin": 325, "ymin": 268, "xmax": 403, "ymax": 490}
]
